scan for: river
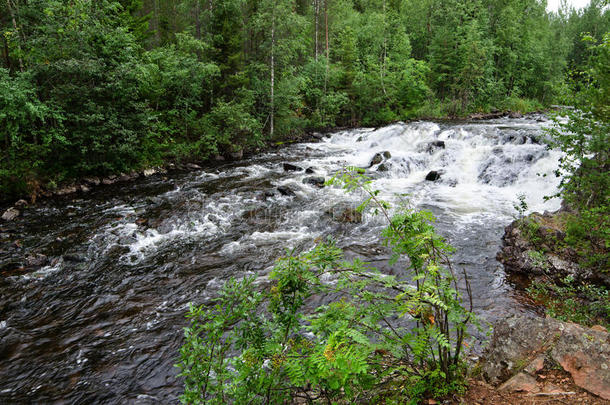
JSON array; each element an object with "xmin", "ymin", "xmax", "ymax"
[{"xmin": 0, "ymin": 115, "xmax": 562, "ymax": 403}]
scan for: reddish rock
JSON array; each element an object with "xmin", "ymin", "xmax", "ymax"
[{"xmin": 499, "ymin": 372, "xmax": 540, "ymax": 393}]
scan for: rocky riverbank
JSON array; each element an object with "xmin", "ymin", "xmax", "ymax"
[
  {"xmin": 477, "ymin": 315, "xmax": 609, "ymax": 401},
  {"xmin": 480, "ymin": 208, "xmax": 610, "ymax": 402},
  {"xmin": 497, "ymin": 209, "xmax": 610, "ymax": 285}
]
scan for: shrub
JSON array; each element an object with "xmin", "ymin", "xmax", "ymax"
[{"xmin": 177, "ymin": 169, "xmax": 476, "ymax": 404}]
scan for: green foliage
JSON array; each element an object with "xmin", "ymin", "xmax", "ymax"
[
  {"xmin": 527, "ymin": 276, "xmax": 610, "ymax": 328},
  {"xmin": 547, "ymin": 34, "xmax": 609, "ymax": 273},
  {"xmin": 2, "ymin": 0, "xmax": 607, "ymax": 199},
  {"xmin": 177, "ymin": 170, "xmax": 476, "ymax": 403}
]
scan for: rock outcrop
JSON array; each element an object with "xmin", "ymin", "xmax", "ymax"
[
  {"xmin": 497, "ymin": 211, "xmax": 609, "ymax": 284},
  {"xmin": 482, "ymin": 315, "xmax": 610, "ymax": 400}
]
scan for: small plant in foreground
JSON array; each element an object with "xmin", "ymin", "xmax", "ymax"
[{"xmin": 177, "ymin": 168, "xmax": 477, "ymax": 404}]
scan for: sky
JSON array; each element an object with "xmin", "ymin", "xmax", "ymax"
[{"xmin": 546, "ymin": 0, "xmax": 591, "ymax": 12}]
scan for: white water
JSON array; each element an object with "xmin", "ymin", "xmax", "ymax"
[{"xmin": 0, "ymin": 115, "xmax": 564, "ymax": 403}]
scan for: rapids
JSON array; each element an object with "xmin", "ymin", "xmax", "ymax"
[{"xmin": 0, "ymin": 115, "xmax": 562, "ymax": 403}]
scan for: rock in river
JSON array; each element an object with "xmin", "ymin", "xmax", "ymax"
[
  {"xmin": 302, "ymin": 177, "xmax": 325, "ymax": 188},
  {"xmin": 425, "ymin": 171, "xmax": 441, "ymax": 181},
  {"xmin": 1, "ymin": 208, "xmax": 20, "ymax": 222}
]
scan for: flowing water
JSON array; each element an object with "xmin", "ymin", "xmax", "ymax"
[{"xmin": 0, "ymin": 116, "xmax": 562, "ymax": 404}]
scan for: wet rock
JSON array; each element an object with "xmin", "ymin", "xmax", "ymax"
[
  {"xmin": 25, "ymin": 254, "xmax": 48, "ymax": 268},
  {"xmin": 55, "ymin": 186, "xmax": 77, "ymax": 195},
  {"xmin": 283, "ymin": 163, "xmax": 303, "ymax": 172},
  {"xmin": 499, "ymin": 372, "xmax": 539, "ymax": 393},
  {"xmin": 1, "ymin": 207, "xmax": 20, "ymax": 222},
  {"xmin": 117, "ymin": 173, "xmax": 133, "ymax": 182},
  {"xmin": 302, "ymin": 176, "xmax": 325, "ymax": 188},
  {"xmin": 101, "ymin": 177, "xmax": 116, "ymax": 185},
  {"xmin": 80, "ymin": 185, "xmax": 91, "ymax": 193},
  {"xmin": 305, "ymin": 167, "xmax": 316, "ymax": 174},
  {"xmin": 135, "ymin": 218, "xmax": 148, "ymax": 226},
  {"xmin": 482, "ymin": 315, "xmax": 610, "ymax": 400},
  {"xmin": 377, "ymin": 163, "xmax": 389, "ymax": 172},
  {"xmin": 14, "ymin": 199, "xmax": 28, "ymax": 208},
  {"xmin": 426, "ymin": 140, "xmax": 446, "ymax": 153},
  {"xmin": 186, "ymin": 163, "xmax": 202, "ymax": 170},
  {"xmin": 327, "ymin": 203, "xmax": 363, "ymax": 223},
  {"xmin": 509, "ymin": 112, "xmax": 523, "ymax": 119},
  {"xmin": 264, "ymin": 190, "xmax": 276, "ymax": 197},
  {"xmin": 311, "ymin": 132, "xmax": 325, "ymax": 140},
  {"xmin": 83, "ymin": 177, "xmax": 101, "ymax": 186},
  {"xmin": 142, "ymin": 168, "xmax": 157, "ymax": 177},
  {"xmin": 356, "ymin": 136, "xmax": 364, "ymax": 142},
  {"xmin": 63, "ymin": 253, "xmax": 87, "ymax": 263},
  {"xmin": 369, "ymin": 153, "xmax": 384, "ymax": 166},
  {"xmin": 277, "ymin": 185, "xmax": 296, "ymax": 196},
  {"xmin": 425, "ymin": 171, "xmax": 441, "ymax": 181},
  {"xmin": 369, "ymin": 151, "xmax": 391, "ymax": 167}
]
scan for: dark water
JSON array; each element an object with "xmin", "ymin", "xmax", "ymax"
[{"xmin": 0, "ymin": 116, "xmax": 562, "ymax": 404}]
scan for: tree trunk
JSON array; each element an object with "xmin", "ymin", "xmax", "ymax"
[
  {"xmin": 6, "ymin": 0, "xmax": 24, "ymax": 72},
  {"xmin": 380, "ymin": 0, "xmax": 387, "ymax": 96},
  {"xmin": 270, "ymin": 3, "xmax": 275, "ymax": 138},
  {"xmin": 2, "ymin": 35, "xmax": 11, "ymax": 70},
  {"xmin": 195, "ymin": 0, "xmax": 201, "ymax": 40},
  {"xmin": 324, "ymin": 0, "xmax": 329, "ymax": 92},
  {"xmin": 314, "ymin": 0, "xmax": 319, "ymax": 60}
]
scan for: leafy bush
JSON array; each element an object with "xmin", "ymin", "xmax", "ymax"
[
  {"xmin": 177, "ymin": 169, "xmax": 476, "ymax": 404},
  {"xmin": 527, "ymin": 276, "xmax": 609, "ymax": 328},
  {"xmin": 547, "ymin": 34, "xmax": 609, "ymax": 273}
]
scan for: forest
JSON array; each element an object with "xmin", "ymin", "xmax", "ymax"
[{"xmin": 0, "ymin": 0, "xmax": 608, "ymax": 198}]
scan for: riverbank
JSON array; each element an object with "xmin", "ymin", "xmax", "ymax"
[{"xmin": 0, "ymin": 108, "xmax": 553, "ymax": 212}]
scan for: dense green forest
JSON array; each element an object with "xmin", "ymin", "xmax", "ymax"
[{"xmin": 0, "ymin": 0, "xmax": 608, "ymax": 198}]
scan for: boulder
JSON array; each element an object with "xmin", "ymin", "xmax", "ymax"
[
  {"xmin": 63, "ymin": 253, "xmax": 88, "ymax": 263},
  {"xmin": 80, "ymin": 185, "xmax": 91, "ymax": 193},
  {"xmin": 83, "ymin": 177, "xmax": 101, "ymax": 186},
  {"xmin": 277, "ymin": 185, "xmax": 297, "ymax": 196},
  {"xmin": 283, "ymin": 163, "xmax": 303, "ymax": 172},
  {"xmin": 102, "ymin": 177, "xmax": 116, "ymax": 185},
  {"xmin": 498, "ymin": 372, "xmax": 539, "ymax": 393},
  {"xmin": 496, "ymin": 212, "xmax": 609, "ymax": 284},
  {"xmin": 377, "ymin": 163, "xmax": 389, "ymax": 172},
  {"xmin": 229, "ymin": 150, "xmax": 243, "ymax": 160},
  {"xmin": 425, "ymin": 171, "xmax": 441, "ymax": 181},
  {"xmin": 55, "ymin": 186, "xmax": 77, "ymax": 195},
  {"xmin": 305, "ymin": 167, "xmax": 316, "ymax": 174},
  {"xmin": 482, "ymin": 315, "xmax": 610, "ymax": 400},
  {"xmin": 327, "ymin": 203, "xmax": 363, "ymax": 223},
  {"xmin": 186, "ymin": 163, "xmax": 202, "ymax": 170},
  {"xmin": 370, "ymin": 153, "xmax": 384, "ymax": 166},
  {"xmin": 2, "ymin": 208, "xmax": 20, "ymax": 222},
  {"xmin": 14, "ymin": 199, "xmax": 28, "ymax": 208},
  {"xmin": 302, "ymin": 177, "xmax": 325, "ymax": 188},
  {"xmin": 369, "ymin": 151, "xmax": 392, "ymax": 167},
  {"xmin": 142, "ymin": 168, "xmax": 157, "ymax": 177},
  {"xmin": 25, "ymin": 254, "xmax": 48, "ymax": 268},
  {"xmin": 426, "ymin": 140, "xmax": 446, "ymax": 153}
]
